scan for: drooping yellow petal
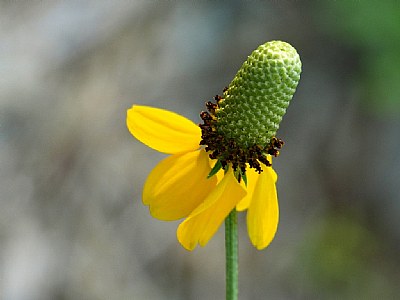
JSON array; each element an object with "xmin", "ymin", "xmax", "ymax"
[
  {"xmin": 143, "ymin": 149, "xmax": 217, "ymax": 221},
  {"xmin": 177, "ymin": 170, "xmax": 246, "ymax": 251},
  {"xmin": 247, "ymin": 166, "xmax": 279, "ymax": 250},
  {"xmin": 268, "ymin": 163, "xmax": 278, "ymax": 182},
  {"xmin": 236, "ymin": 167, "xmax": 258, "ymax": 211},
  {"xmin": 208, "ymin": 158, "xmax": 224, "ymax": 183},
  {"xmin": 236, "ymin": 161, "xmax": 277, "ymax": 211},
  {"xmin": 127, "ymin": 105, "xmax": 201, "ymax": 154}
]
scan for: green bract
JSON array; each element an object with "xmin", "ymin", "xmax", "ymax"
[{"xmin": 215, "ymin": 41, "xmax": 302, "ymax": 148}]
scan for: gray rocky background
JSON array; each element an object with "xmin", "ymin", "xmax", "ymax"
[{"xmin": 1, "ymin": 1, "xmax": 400, "ymax": 299}]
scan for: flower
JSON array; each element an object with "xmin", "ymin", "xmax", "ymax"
[
  {"xmin": 127, "ymin": 40, "xmax": 301, "ymax": 251},
  {"xmin": 127, "ymin": 105, "xmax": 278, "ymax": 250}
]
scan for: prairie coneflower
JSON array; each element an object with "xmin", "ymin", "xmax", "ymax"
[{"xmin": 127, "ymin": 41, "xmax": 301, "ymax": 251}]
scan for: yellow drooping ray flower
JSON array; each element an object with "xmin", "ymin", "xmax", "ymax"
[{"xmin": 127, "ymin": 41, "xmax": 301, "ymax": 250}]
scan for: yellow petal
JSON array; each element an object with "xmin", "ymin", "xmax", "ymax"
[
  {"xmin": 247, "ymin": 167, "xmax": 279, "ymax": 250},
  {"xmin": 237, "ymin": 164, "xmax": 277, "ymax": 211},
  {"xmin": 208, "ymin": 158, "xmax": 224, "ymax": 183},
  {"xmin": 143, "ymin": 149, "xmax": 217, "ymax": 221},
  {"xmin": 236, "ymin": 167, "xmax": 258, "ymax": 211},
  {"xmin": 269, "ymin": 165, "xmax": 278, "ymax": 183},
  {"xmin": 177, "ymin": 170, "xmax": 246, "ymax": 251},
  {"xmin": 127, "ymin": 105, "xmax": 201, "ymax": 154},
  {"xmin": 265, "ymin": 156, "xmax": 278, "ymax": 182}
]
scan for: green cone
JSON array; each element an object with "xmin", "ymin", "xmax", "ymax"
[{"xmin": 215, "ymin": 41, "xmax": 302, "ymax": 148}]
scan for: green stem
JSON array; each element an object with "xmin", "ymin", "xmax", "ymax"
[{"xmin": 225, "ymin": 209, "xmax": 238, "ymax": 300}]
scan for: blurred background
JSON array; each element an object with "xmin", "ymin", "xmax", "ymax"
[{"xmin": 1, "ymin": 1, "xmax": 400, "ymax": 299}]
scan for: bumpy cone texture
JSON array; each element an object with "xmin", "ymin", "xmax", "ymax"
[{"xmin": 215, "ymin": 41, "xmax": 301, "ymax": 148}]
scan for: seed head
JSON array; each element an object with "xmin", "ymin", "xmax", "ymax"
[
  {"xmin": 215, "ymin": 41, "xmax": 302, "ymax": 147},
  {"xmin": 200, "ymin": 41, "xmax": 302, "ymax": 174}
]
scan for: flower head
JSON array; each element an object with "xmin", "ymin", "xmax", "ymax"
[{"xmin": 127, "ymin": 41, "xmax": 301, "ymax": 250}]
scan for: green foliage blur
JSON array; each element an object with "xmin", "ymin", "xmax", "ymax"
[
  {"xmin": 322, "ymin": 1, "xmax": 400, "ymax": 116},
  {"xmin": 295, "ymin": 213, "xmax": 396, "ymax": 299}
]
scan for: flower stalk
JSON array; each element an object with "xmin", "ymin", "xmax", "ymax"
[{"xmin": 225, "ymin": 209, "xmax": 238, "ymax": 300}]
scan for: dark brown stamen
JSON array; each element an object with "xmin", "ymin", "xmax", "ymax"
[{"xmin": 199, "ymin": 88, "xmax": 283, "ymax": 176}]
